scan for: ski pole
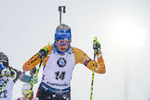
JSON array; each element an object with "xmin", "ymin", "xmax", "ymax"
[
  {"xmin": 58, "ymin": 6, "xmax": 66, "ymax": 25},
  {"xmin": 0, "ymin": 67, "xmax": 16, "ymax": 92},
  {"xmin": 90, "ymin": 37, "xmax": 97, "ymax": 100},
  {"xmin": 0, "ymin": 79, "xmax": 8, "ymax": 93},
  {"xmin": 27, "ymin": 42, "xmax": 50, "ymax": 100},
  {"xmin": 27, "ymin": 60, "xmax": 43, "ymax": 100}
]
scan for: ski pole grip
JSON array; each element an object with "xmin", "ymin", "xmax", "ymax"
[
  {"xmin": 94, "ymin": 37, "xmax": 97, "ymax": 42},
  {"xmin": 43, "ymin": 42, "xmax": 50, "ymax": 51}
]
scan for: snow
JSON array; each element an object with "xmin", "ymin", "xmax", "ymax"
[{"xmin": 0, "ymin": 0, "xmax": 150, "ymax": 100}]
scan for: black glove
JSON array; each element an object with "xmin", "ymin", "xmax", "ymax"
[
  {"xmin": 30, "ymin": 67, "xmax": 37, "ymax": 75},
  {"xmin": 93, "ymin": 39, "xmax": 101, "ymax": 54},
  {"xmin": 38, "ymin": 49, "xmax": 49, "ymax": 59}
]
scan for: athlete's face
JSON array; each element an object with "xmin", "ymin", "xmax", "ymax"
[{"xmin": 56, "ymin": 40, "xmax": 71, "ymax": 53}]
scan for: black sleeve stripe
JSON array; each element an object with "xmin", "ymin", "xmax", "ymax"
[{"xmin": 83, "ymin": 57, "xmax": 91, "ymax": 66}]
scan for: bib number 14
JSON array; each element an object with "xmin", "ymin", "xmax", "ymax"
[{"xmin": 55, "ymin": 71, "xmax": 66, "ymax": 80}]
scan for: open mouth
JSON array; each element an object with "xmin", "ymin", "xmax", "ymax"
[{"xmin": 60, "ymin": 48, "xmax": 66, "ymax": 51}]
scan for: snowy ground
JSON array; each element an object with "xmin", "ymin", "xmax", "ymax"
[{"xmin": 0, "ymin": 0, "xmax": 150, "ymax": 100}]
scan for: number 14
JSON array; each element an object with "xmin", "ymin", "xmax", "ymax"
[{"xmin": 55, "ymin": 71, "xmax": 66, "ymax": 80}]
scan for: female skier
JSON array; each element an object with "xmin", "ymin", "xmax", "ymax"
[{"xmin": 23, "ymin": 24, "xmax": 106, "ymax": 100}]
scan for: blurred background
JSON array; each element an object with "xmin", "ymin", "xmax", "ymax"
[{"xmin": 0, "ymin": 0, "xmax": 150, "ymax": 100}]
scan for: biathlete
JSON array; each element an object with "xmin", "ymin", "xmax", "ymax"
[
  {"xmin": 0, "ymin": 52, "xmax": 37, "ymax": 100},
  {"xmin": 23, "ymin": 24, "xmax": 106, "ymax": 100}
]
